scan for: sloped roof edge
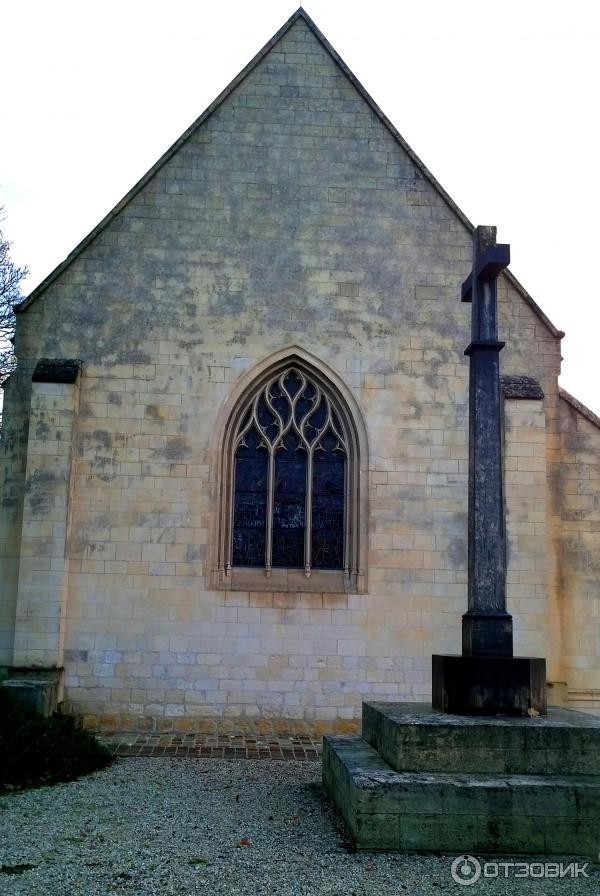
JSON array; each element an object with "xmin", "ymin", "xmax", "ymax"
[
  {"xmin": 559, "ymin": 387, "xmax": 600, "ymax": 431},
  {"xmin": 14, "ymin": 7, "xmax": 564, "ymax": 339}
]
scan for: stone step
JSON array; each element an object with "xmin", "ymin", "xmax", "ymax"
[
  {"xmin": 322, "ymin": 735, "xmax": 600, "ymax": 855},
  {"xmin": 362, "ymin": 701, "xmax": 600, "ymax": 776}
]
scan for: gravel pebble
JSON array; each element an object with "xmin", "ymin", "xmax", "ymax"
[{"xmin": 0, "ymin": 758, "xmax": 598, "ymax": 895}]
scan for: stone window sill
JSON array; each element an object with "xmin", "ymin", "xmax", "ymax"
[{"xmin": 215, "ymin": 567, "xmax": 364, "ymax": 593}]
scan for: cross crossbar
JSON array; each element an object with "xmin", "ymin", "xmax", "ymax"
[{"xmin": 461, "ymin": 243, "xmax": 510, "ymax": 302}]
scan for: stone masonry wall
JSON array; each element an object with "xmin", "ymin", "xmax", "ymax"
[
  {"xmin": 0, "ymin": 364, "xmax": 34, "ymax": 664},
  {"xmin": 504, "ymin": 398, "xmax": 555, "ymax": 663},
  {"xmin": 559, "ymin": 394, "xmax": 600, "ymax": 710},
  {"xmin": 13, "ymin": 375, "xmax": 80, "ymax": 668},
  {"xmin": 0, "ymin": 18, "xmax": 565, "ymax": 732}
]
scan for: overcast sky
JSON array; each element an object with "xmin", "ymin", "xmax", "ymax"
[{"xmin": 2, "ymin": 0, "xmax": 599, "ymax": 412}]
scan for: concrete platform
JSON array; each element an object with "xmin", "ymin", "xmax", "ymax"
[
  {"xmin": 322, "ymin": 702, "xmax": 600, "ymax": 855},
  {"xmin": 363, "ymin": 701, "xmax": 600, "ymax": 776}
]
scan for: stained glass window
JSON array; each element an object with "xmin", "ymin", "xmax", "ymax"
[
  {"xmin": 231, "ymin": 367, "xmax": 348, "ymax": 573},
  {"xmin": 272, "ymin": 431, "xmax": 307, "ymax": 568},
  {"xmin": 232, "ymin": 428, "xmax": 268, "ymax": 567},
  {"xmin": 312, "ymin": 431, "xmax": 345, "ymax": 569}
]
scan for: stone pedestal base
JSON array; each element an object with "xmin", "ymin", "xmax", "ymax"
[
  {"xmin": 322, "ymin": 702, "xmax": 600, "ymax": 855},
  {"xmin": 1, "ymin": 667, "xmax": 63, "ymax": 716},
  {"xmin": 462, "ymin": 610, "xmax": 513, "ymax": 657},
  {"xmin": 432, "ymin": 654, "xmax": 547, "ymax": 716}
]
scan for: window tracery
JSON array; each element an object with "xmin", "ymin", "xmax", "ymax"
[
  {"xmin": 231, "ymin": 368, "xmax": 348, "ymax": 576},
  {"xmin": 212, "ymin": 349, "xmax": 367, "ymax": 593}
]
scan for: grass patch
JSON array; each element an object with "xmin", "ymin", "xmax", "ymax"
[
  {"xmin": 1, "ymin": 863, "xmax": 37, "ymax": 874},
  {"xmin": 0, "ymin": 688, "xmax": 113, "ymax": 793}
]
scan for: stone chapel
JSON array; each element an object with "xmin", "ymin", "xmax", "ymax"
[{"xmin": 1, "ymin": 9, "xmax": 599, "ymax": 734}]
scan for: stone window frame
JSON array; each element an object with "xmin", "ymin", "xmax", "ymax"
[{"xmin": 209, "ymin": 347, "xmax": 369, "ymax": 593}]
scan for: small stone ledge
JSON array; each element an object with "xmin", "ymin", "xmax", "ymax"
[
  {"xmin": 217, "ymin": 567, "xmax": 362, "ymax": 594},
  {"xmin": 501, "ymin": 375, "xmax": 544, "ymax": 400},
  {"xmin": 32, "ymin": 358, "xmax": 82, "ymax": 384}
]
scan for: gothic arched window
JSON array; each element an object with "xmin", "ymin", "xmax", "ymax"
[
  {"xmin": 213, "ymin": 350, "xmax": 367, "ymax": 593},
  {"xmin": 232, "ymin": 368, "xmax": 348, "ymax": 575}
]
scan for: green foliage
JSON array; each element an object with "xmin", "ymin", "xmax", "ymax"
[
  {"xmin": 0, "ymin": 688, "xmax": 113, "ymax": 792},
  {"xmin": 1, "ymin": 863, "xmax": 37, "ymax": 875}
]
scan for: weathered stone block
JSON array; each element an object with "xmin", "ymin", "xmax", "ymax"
[
  {"xmin": 323, "ymin": 733, "xmax": 600, "ymax": 855},
  {"xmin": 1, "ymin": 678, "xmax": 59, "ymax": 716},
  {"xmin": 476, "ymin": 813, "xmax": 546, "ymax": 854},
  {"xmin": 544, "ymin": 816, "xmax": 600, "ymax": 857},
  {"xmin": 432, "ymin": 654, "xmax": 547, "ymax": 715},
  {"xmin": 362, "ymin": 701, "xmax": 600, "ymax": 775},
  {"xmin": 399, "ymin": 813, "xmax": 478, "ymax": 853}
]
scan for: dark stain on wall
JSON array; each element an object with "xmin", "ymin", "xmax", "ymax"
[{"xmin": 24, "ymin": 469, "xmax": 59, "ymax": 516}]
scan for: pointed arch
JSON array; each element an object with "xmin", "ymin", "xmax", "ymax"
[{"xmin": 210, "ymin": 347, "xmax": 368, "ymax": 592}]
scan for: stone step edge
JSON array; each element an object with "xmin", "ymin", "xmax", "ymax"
[
  {"xmin": 324, "ymin": 735, "xmax": 600, "ymax": 790},
  {"xmin": 322, "ymin": 736, "xmax": 600, "ymax": 855},
  {"xmin": 362, "ymin": 700, "xmax": 600, "ymax": 737},
  {"xmin": 363, "ymin": 700, "xmax": 600, "ymax": 734}
]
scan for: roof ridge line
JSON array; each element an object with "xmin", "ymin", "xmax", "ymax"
[{"xmin": 14, "ymin": 6, "xmax": 564, "ymax": 340}]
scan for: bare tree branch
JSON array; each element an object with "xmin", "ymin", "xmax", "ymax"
[{"xmin": 0, "ymin": 207, "xmax": 29, "ymax": 384}]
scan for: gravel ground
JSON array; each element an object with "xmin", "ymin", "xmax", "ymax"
[{"xmin": 0, "ymin": 757, "xmax": 598, "ymax": 895}]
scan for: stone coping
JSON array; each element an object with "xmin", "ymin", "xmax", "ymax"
[{"xmin": 365, "ymin": 701, "xmax": 600, "ymax": 728}]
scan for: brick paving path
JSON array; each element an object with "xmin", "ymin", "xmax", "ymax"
[{"xmin": 100, "ymin": 732, "xmax": 323, "ymax": 760}]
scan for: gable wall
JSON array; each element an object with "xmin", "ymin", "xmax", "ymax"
[{"xmin": 0, "ymin": 19, "xmax": 564, "ymax": 730}]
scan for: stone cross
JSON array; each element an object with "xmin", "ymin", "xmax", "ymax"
[
  {"xmin": 461, "ymin": 225, "xmax": 512, "ymax": 658},
  {"xmin": 431, "ymin": 226, "xmax": 546, "ymax": 715}
]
